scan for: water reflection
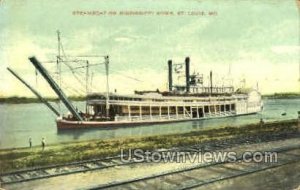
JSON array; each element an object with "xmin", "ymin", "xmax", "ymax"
[{"xmin": 55, "ymin": 113, "xmax": 276, "ymax": 140}]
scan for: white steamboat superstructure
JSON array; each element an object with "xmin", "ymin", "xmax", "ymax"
[
  {"xmin": 85, "ymin": 89, "xmax": 262, "ymax": 123},
  {"xmin": 56, "ymin": 57, "xmax": 263, "ymax": 129},
  {"xmin": 8, "ymin": 33, "xmax": 263, "ymax": 130}
]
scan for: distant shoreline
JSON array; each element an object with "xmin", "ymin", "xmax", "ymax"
[
  {"xmin": 262, "ymin": 92, "xmax": 300, "ymax": 99},
  {"xmin": 0, "ymin": 96, "xmax": 86, "ymax": 104},
  {"xmin": 0, "ymin": 92, "xmax": 299, "ymax": 104}
]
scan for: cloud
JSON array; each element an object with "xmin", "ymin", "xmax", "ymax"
[
  {"xmin": 114, "ymin": 37, "xmax": 133, "ymax": 43},
  {"xmin": 271, "ymin": 45, "xmax": 300, "ymax": 54},
  {"xmin": 1, "ymin": 0, "xmax": 299, "ymax": 96}
]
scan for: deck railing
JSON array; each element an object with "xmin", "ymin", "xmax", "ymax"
[
  {"xmin": 88, "ymin": 99, "xmax": 237, "ymax": 107},
  {"xmin": 114, "ymin": 111, "xmax": 237, "ymax": 122}
]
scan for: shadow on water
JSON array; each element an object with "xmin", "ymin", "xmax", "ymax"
[
  {"xmin": 56, "ymin": 119, "xmax": 206, "ymax": 140},
  {"xmin": 56, "ymin": 114, "xmax": 262, "ymax": 141}
]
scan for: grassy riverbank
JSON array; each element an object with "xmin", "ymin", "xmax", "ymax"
[{"xmin": 0, "ymin": 119, "xmax": 298, "ymax": 173}]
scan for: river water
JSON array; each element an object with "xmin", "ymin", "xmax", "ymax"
[{"xmin": 0, "ymin": 98, "xmax": 299, "ymax": 149}]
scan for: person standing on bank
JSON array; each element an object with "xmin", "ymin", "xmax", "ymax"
[
  {"xmin": 42, "ymin": 138, "xmax": 45, "ymax": 150},
  {"xmin": 29, "ymin": 137, "xmax": 32, "ymax": 148}
]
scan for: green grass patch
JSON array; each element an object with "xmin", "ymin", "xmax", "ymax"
[{"xmin": 0, "ymin": 119, "xmax": 298, "ymax": 173}]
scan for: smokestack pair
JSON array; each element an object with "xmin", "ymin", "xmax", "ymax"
[{"xmin": 168, "ymin": 57, "xmax": 190, "ymax": 93}]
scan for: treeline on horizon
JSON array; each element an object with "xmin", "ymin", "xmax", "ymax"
[
  {"xmin": 0, "ymin": 96, "xmax": 86, "ymax": 104},
  {"xmin": 262, "ymin": 92, "xmax": 300, "ymax": 99},
  {"xmin": 1, "ymin": 92, "xmax": 300, "ymax": 104}
]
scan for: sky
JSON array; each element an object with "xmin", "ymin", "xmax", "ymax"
[{"xmin": 0, "ymin": 0, "xmax": 299, "ymax": 97}]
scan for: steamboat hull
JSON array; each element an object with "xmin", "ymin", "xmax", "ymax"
[
  {"xmin": 57, "ymin": 119, "xmax": 189, "ymax": 129},
  {"xmin": 56, "ymin": 111, "xmax": 259, "ymax": 130}
]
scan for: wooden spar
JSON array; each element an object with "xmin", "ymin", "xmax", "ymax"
[
  {"xmin": 86, "ymin": 60, "xmax": 89, "ymax": 116},
  {"xmin": 7, "ymin": 67, "xmax": 60, "ymax": 116},
  {"xmin": 105, "ymin": 56, "xmax": 110, "ymax": 118},
  {"xmin": 210, "ymin": 70, "xmax": 213, "ymax": 95},
  {"xmin": 29, "ymin": 56, "xmax": 83, "ymax": 121}
]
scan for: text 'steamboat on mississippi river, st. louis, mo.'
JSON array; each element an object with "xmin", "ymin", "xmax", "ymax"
[{"xmin": 8, "ymin": 32, "xmax": 263, "ymax": 129}]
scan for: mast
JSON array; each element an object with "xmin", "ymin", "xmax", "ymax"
[
  {"xmin": 86, "ymin": 60, "xmax": 89, "ymax": 117},
  {"xmin": 7, "ymin": 67, "xmax": 60, "ymax": 116},
  {"xmin": 57, "ymin": 30, "xmax": 61, "ymax": 60},
  {"xmin": 29, "ymin": 56, "xmax": 83, "ymax": 121},
  {"xmin": 210, "ymin": 70, "xmax": 213, "ymax": 95},
  {"xmin": 298, "ymin": 0, "xmax": 300, "ymax": 84},
  {"xmin": 57, "ymin": 30, "xmax": 62, "ymax": 115},
  {"xmin": 105, "ymin": 56, "xmax": 110, "ymax": 118}
]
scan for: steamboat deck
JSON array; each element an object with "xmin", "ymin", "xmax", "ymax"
[{"xmin": 57, "ymin": 89, "xmax": 262, "ymax": 129}]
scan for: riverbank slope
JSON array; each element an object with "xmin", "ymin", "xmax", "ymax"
[{"xmin": 0, "ymin": 119, "xmax": 298, "ymax": 173}]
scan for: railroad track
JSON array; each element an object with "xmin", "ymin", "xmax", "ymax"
[
  {"xmin": 1, "ymin": 132, "xmax": 299, "ymax": 185},
  {"xmin": 0, "ymin": 154, "xmax": 133, "ymax": 185},
  {"xmin": 88, "ymin": 144, "xmax": 300, "ymax": 190}
]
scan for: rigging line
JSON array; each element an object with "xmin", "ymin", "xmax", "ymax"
[
  {"xmin": 60, "ymin": 56, "xmax": 143, "ymax": 83},
  {"xmin": 61, "ymin": 82, "xmax": 86, "ymax": 96},
  {"xmin": 63, "ymin": 81, "xmax": 86, "ymax": 93},
  {"xmin": 96, "ymin": 69, "xmax": 144, "ymax": 82},
  {"xmin": 90, "ymin": 72, "xmax": 94, "ymax": 88},
  {"xmin": 55, "ymin": 33, "xmax": 91, "ymax": 97},
  {"xmin": 60, "ymin": 62, "xmax": 105, "ymax": 72},
  {"xmin": 56, "ymin": 69, "xmax": 86, "ymax": 74},
  {"xmin": 89, "ymin": 81, "xmax": 106, "ymax": 92},
  {"xmin": 64, "ymin": 87, "xmax": 85, "ymax": 97},
  {"xmin": 48, "ymin": 72, "xmax": 86, "ymax": 95},
  {"xmin": 59, "ymin": 63, "xmax": 86, "ymax": 82},
  {"xmin": 43, "ymin": 59, "xmax": 88, "ymax": 64},
  {"xmin": 89, "ymin": 87, "xmax": 100, "ymax": 93},
  {"xmin": 61, "ymin": 63, "xmax": 87, "ymax": 88},
  {"xmin": 116, "ymin": 74, "xmax": 143, "ymax": 82},
  {"xmin": 71, "ymin": 55, "xmax": 108, "ymax": 58},
  {"xmin": 58, "ymin": 76, "xmax": 86, "ymax": 93},
  {"xmin": 59, "ymin": 39, "xmax": 68, "ymax": 60},
  {"xmin": 58, "ymin": 43, "xmax": 88, "ymax": 89},
  {"xmin": 44, "ymin": 58, "xmax": 86, "ymax": 63}
]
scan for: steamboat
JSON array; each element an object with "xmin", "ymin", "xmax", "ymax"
[{"xmin": 8, "ymin": 33, "xmax": 263, "ymax": 130}]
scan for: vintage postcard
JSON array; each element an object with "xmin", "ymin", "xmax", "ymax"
[{"xmin": 0, "ymin": 0, "xmax": 299, "ymax": 189}]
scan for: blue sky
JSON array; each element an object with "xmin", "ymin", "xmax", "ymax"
[{"xmin": 0, "ymin": 0, "xmax": 299, "ymax": 96}]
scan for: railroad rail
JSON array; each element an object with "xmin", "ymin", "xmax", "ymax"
[
  {"xmin": 1, "ymin": 132, "xmax": 299, "ymax": 185},
  {"xmin": 89, "ymin": 144, "xmax": 300, "ymax": 190}
]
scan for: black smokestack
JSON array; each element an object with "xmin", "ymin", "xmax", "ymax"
[
  {"xmin": 168, "ymin": 60, "xmax": 172, "ymax": 92},
  {"xmin": 185, "ymin": 57, "xmax": 190, "ymax": 93}
]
